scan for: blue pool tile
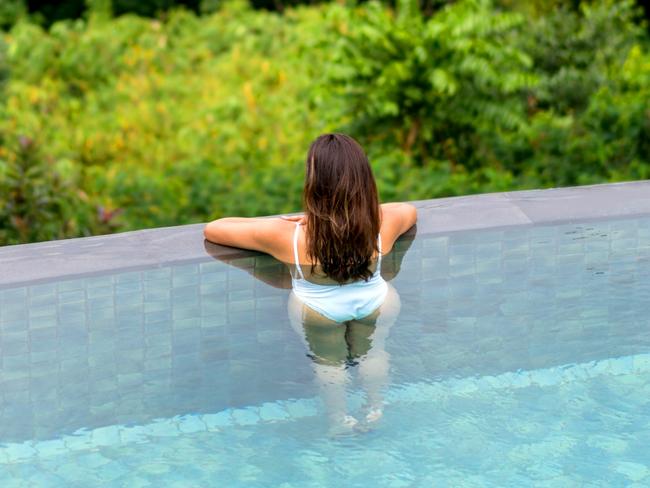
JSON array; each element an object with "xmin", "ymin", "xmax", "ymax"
[
  {"xmin": 3, "ymin": 443, "xmax": 37, "ymax": 463},
  {"xmin": 231, "ymin": 407, "xmax": 260, "ymax": 425},
  {"xmin": 145, "ymin": 267, "xmax": 172, "ymax": 280},
  {"xmin": 28, "ymin": 282, "xmax": 56, "ymax": 297},
  {"xmin": 58, "ymin": 289, "xmax": 85, "ymax": 304},
  {"xmin": 29, "ymin": 315, "xmax": 58, "ymax": 331},
  {"xmin": 145, "ymin": 310, "xmax": 172, "ymax": 324},
  {"xmin": 259, "ymin": 402, "xmax": 290, "ymax": 422},
  {"xmin": 29, "ymin": 293, "xmax": 57, "ymax": 308},
  {"xmin": 172, "ymin": 304, "xmax": 201, "ymax": 321},
  {"xmin": 115, "ymin": 292, "xmax": 143, "ymax": 308},
  {"xmin": 56, "ymin": 278, "xmax": 85, "ymax": 292},
  {"xmin": 1, "ymin": 287, "xmax": 27, "ymax": 304},
  {"xmin": 1, "ymin": 305, "xmax": 28, "ymax": 323},
  {"xmin": 35, "ymin": 439, "xmax": 67, "ymax": 457},
  {"xmin": 116, "ymin": 270, "xmax": 142, "ymax": 283},
  {"xmin": 90, "ymin": 425, "xmax": 121, "ymax": 447},
  {"xmin": 173, "ymin": 263, "xmax": 199, "ymax": 277},
  {"xmin": 171, "ymin": 284, "xmax": 198, "ymax": 301},
  {"xmin": 199, "ymin": 261, "xmax": 222, "ymax": 273},
  {"xmin": 176, "ymin": 415, "xmax": 207, "ymax": 434},
  {"xmin": 228, "ymin": 299, "xmax": 255, "ymax": 314},
  {"xmin": 88, "ymin": 306, "xmax": 116, "ymax": 323},
  {"xmin": 85, "ymin": 275, "xmax": 114, "ymax": 288},
  {"xmin": 144, "ymin": 300, "xmax": 170, "ymax": 313},
  {"xmin": 199, "ymin": 281, "xmax": 227, "ymax": 295},
  {"xmin": 201, "ymin": 300, "xmax": 227, "ymax": 317},
  {"xmin": 1, "ymin": 331, "xmax": 29, "ymax": 355},
  {"xmin": 88, "ymin": 295, "xmax": 114, "ymax": 310},
  {"xmin": 86, "ymin": 284, "xmax": 114, "ymax": 298},
  {"xmin": 201, "ymin": 410, "xmax": 233, "ymax": 430},
  {"xmin": 1, "ymin": 316, "xmax": 29, "ymax": 335},
  {"xmin": 58, "ymin": 301, "xmax": 85, "ymax": 317},
  {"xmin": 229, "ymin": 289, "xmax": 255, "ymax": 301},
  {"xmin": 144, "ymin": 278, "xmax": 171, "ymax": 293},
  {"xmin": 144, "ymin": 421, "xmax": 179, "ymax": 437},
  {"xmin": 173, "ymin": 317, "xmax": 201, "ymax": 330},
  {"xmin": 172, "ymin": 273, "xmax": 199, "ymax": 288},
  {"xmin": 144, "ymin": 288, "xmax": 171, "ymax": 301},
  {"xmin": 226, "ymin": 273, "xmax": 253, "ymax": 291}
]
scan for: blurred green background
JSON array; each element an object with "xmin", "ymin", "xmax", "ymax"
[{"xmin": 0, "ymin": 0, "xmax": 648, "ymax": 245}]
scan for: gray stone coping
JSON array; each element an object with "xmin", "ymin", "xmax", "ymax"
[{"xmin": 0, "ymin": 180, "xmax": 648, "ymax": 287}]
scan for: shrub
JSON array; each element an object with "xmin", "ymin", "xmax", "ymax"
[
  {"xmin": 0, "ymin": 135, "xmax": 99, "ymax": 244},
  {"xmin": 0, "ymin": 0, "xmax": 648, "ymax": 245}
]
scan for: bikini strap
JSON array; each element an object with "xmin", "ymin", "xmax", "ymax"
[{"xmin": 293, "ymin": 222, "xmax": 305, "ymax": 279}]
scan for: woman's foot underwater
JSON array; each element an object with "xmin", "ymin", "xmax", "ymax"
[
  {"xmin": 327, "ymin": 414, "xmax": 359, "ymax": 436},
  {"xmin": 327, "ymin": 405, "xmax": 385, "ymax": 436},
  {"xmin": 365, "ymin": 407, "xmax": 383, "ymax": 423},
  {"xmin": 353, "ymin": 404, "xmax": 384, "ymax": 433}
]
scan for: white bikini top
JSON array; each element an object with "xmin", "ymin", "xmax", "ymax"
[{"xmin": 290, "ymin": 222, "xmax": 388, "ymax": 322}]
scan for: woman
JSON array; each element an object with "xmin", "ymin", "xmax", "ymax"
[{"xmin": 204, "ymin": 133, "xmax": 417, "ymax": 431}]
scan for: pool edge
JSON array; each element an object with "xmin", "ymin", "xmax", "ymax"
[{"xmin": 1, "ymin": 180, "xmax": 648, "ymax": 287}]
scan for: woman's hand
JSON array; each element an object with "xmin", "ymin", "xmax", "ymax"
[{"xmin": 280, "ymin": 214, "xmax": 306, "ymax": 225}]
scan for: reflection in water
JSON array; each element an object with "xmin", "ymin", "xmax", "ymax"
[{"xmin": 205, "ymin": 230, "xmax": 414, "ymax": 435}]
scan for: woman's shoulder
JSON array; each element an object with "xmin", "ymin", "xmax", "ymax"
[{"xmin": 254, "ymin": 217, "xmax": 303, "ymax": 263}]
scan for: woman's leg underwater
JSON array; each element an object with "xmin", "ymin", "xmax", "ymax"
[
  {"xmin": 348, "ymin": 283, "xmax": 401, "ymax": 422},
  {"xmin": 287, "ymin": 292, "xmax": 356, "ymax": 429}
]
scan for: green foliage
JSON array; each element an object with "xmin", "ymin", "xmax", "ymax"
[
  {"xmin": 111, "ymin": 0, "xmax": 201, "ymax": 18},
  {"xmin": 329, "ymin": 0, "xmax": 536, "ymax": 169},
  {"xmin": 520, "ymin": 42, "xmax": 650, "ymax": 186},
  {"xmin": 2, "ymin": 1, "xmax": 343, "ymax": 243},
  {"xmin": 0, "ymin": 135, "xmax": 99, "ymax": 244},
  {"xmin": 495, "ymin": 0, "xmax": 580, "ymax": 18},
  {"xmin": 502, "ymin": 0, "xmax": 650, "ymax": 186},
  {"xmin": 327, "ymin": 0, "xmax": 650, "ymax": 198},
  {"xmin": 324, "ymin": 0, "xmax": 540, "ymax": 198},
  {"xmin": 0, "ymin": 34, "xmax": 8, "ymax": 92},
  {"xmin": 7, "ymin": 1, "xmax": 201, "ymax": 29},
  {"xmin": 26, "ymin": 0, "xmax": 86, "ymax": 28},
  {"xmin": 0, "ymin": 0, "xmax": 27, "ymax": 30},
  {"xmin": 522, "ymin": 0, "xmax": 645, "ymax": 115},
  {"xmin": 0, "ymin": 0, "xmax": 649, "ymax": 245},
  {"xmin": 86, "ymin": 0, "xmax": 113, "ymax": 21}
]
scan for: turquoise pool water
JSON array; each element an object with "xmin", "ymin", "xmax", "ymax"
[{"xmin": 1, "ymin": 216, "xmax": 649, "ymax": 486}]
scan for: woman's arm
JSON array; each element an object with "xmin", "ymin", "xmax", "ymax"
[
  {"xmin": 203, "ymin": 202, "xmax": 417, "ymax": 259},
  {"xmin": 203, "ymin": 217, "xmax": 289, "ymax": 259}
]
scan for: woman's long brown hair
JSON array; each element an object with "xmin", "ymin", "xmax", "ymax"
[{"xmin": 303, "ymin": 133, "xmax": 381, "ymax": 283}]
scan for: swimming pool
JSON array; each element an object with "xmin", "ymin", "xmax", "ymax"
[{"xmin": 1, "ymin": 187, "xmax": 650, "ymax": 486}]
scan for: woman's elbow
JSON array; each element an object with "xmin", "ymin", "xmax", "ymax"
[
  {"xmin": 203, "ymin": 221, "xmax": 222, "ymax": 243},
  {"xmin": 400, "ymin": 203, "xmax": 417, "ymax": 228},
  {"xmin": 408, "ymin": 203, "xmax": 417, "ymax": 224}
]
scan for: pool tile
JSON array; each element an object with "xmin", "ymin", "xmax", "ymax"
[{"xmin": 84, "ymin": 275, "xmax": 114, "ymax": 289}]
